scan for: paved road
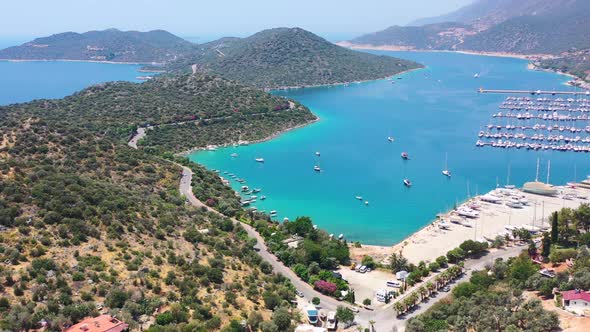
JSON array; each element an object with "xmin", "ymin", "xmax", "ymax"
[
  {"xmin": 365, "ymin": 245, "xmax": 526, "ymax": 332},
  {"xmin": 128, "ymin": 138, "xmax": 525, "ymax": 330}
]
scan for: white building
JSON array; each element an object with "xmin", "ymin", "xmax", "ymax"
[{"xmin": 562, "ymin": 289, "xmax": 590, "ymax": 314}]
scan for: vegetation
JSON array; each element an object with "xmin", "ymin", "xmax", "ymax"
[
  {"xmin": 253, "ymin": 216, "xmax": 351, "ymax": 298},
  {"xmin": 537, "ymin": 49, "xmax": 590, "ymax": 82},
  {"xmin": 406, "ymin": 255, "xmax": 558, "ymax": 332},
  {"xmin": 0, "ymin": 73, "xmax": 314, "ymax": 331},
  {"xmin": 165, "ymin": 27, "xmax": 422, "ymax": 89},
  {"xmin": 1, "ymin": 73, "xmax": 315, "ymax": 154},
  {"xmin": 0, "ymin": 28, "xmax": 195, "ymax": 63}
]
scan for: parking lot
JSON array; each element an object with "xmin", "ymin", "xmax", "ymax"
[{"xmin": 337, "ymin": 267, "xmax": 399, "ymax": 308}]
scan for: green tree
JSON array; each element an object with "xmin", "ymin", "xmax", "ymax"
[
  {"xmin": 271, "ymin": 307, "xmax": 292, "ymax": 331},
  {"xmin": 551, "ymin": 211, "xmax": 559, "ymax": 243},
  {"xmin": 335, "ymin": 306, "xmax": 355, "ymax": 327}
]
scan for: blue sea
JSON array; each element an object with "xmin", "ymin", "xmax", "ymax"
[
  {"xmin": 0, "ymin": 60, "xmax": 148, "ymax": 105},
  {"xmin": 191, "ymin": 51, "xmax": 589, "ymax": 245}
]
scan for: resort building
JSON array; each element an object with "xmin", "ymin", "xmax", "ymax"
[
  {"xmin": 562, "ymin": 289, "xmax": 590, "ymax": 314},
  {"xmin": 64, "ymin": 315, "xmax": 129, "ymax": 332}
]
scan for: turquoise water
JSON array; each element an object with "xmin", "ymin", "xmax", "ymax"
[
  {"xmin": 0, "ymin": 60, "xmax": 148, "ymax": 105},
  {"xmin": 190, "ymin": 51, "xmax": 589, "ymax": 245}
]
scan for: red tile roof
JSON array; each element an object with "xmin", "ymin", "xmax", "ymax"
[
  {"xmin": 64, "ymin": 315, "xmax": 128, "ymax": 332},
  {"xmin": 562, "ymin": 290, "xmax": 590, "ymax": 302}
]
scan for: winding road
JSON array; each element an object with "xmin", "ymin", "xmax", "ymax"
[{"xmin": 127, "ymin": 129, "xmax": 525, "ymax": 331}]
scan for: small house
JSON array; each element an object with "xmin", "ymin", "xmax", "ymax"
[
  {"xmin": 396, "ymin": 270, "xmax": 409, "ymax": 281},
  {"xmin": 64, "ymin": 315, "xmax": 129, "ymax": 332},
  {"xmin": 562, "ymin": 289, "xmax": 590, "ymax": 314}
]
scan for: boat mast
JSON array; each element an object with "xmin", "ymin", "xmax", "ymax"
[
  {"xmin": 506, "ymin": 162, "xmax": 511, "ymax": 186},
  {"xmin": 445, "ymin": 152, "xmax": 448, "ymax": 170},
  {"xmin": 546, "ymin": 160, "xmax": 551, "ymax": 184},
  {"xmin": 535, "ymin": 157, "xmax": 540, "ymax": 182}
]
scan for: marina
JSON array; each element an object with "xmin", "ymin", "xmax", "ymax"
[
  {"xmin": 477, "ymin": 95, "xmax": 590, "ymax": 152},
  {"xmin": 191, "ymin": 51, "xmax": 590, "ymax": 245}
]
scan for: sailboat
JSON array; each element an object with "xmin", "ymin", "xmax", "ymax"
[
  {"xmin": 522, "ymin": 158, "xmax": 557, "ymax": 196},
  {"xmin": 442, "ymin": 152, "xmax": 451, "ymax": 177},
  {"xmin": 504, "ymin": 163, "xmax": 515, "ymax": 189},
  {"xmin": 387, "ymin": 136, "xmax": 395, "ymax": 142},
  {"xmin": 314, "ymin": 155, "xmax": 321, "ymax": 172}
]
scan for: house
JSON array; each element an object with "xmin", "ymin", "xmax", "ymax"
[
  {"xmin": 65, "ymin": 315, "xmax": 129, "ymax": 332},
  {"xmin": 562, "ymin": 289, "xmax": 590, "ymax": 314}
]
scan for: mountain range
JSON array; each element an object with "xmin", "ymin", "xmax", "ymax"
[
  {"xmin": 346, "ymin": 0, "xmax": 590, "ymax": 55},
  {"xmin": 0, "ymin": 28, "xmax": 195, "ymax": 63}
]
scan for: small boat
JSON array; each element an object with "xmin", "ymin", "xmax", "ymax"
[
  {"xmin": 314, "ymin": 165, "xmax": 321, "ymax": 172},
  {"xmin": 403, "ymin": 179, "xmax": 412, "ymax": 187},
  {"xmin": 270, "ymin": 210, "xmax": 277, "ymax": 215},
  {"xmin": 474, "ymin": 73, "xmax": 479, "ymax": 79},
  {"xmin": 442, "ymin": 152, "xmax": 451, "ymax": 177},
  {"xmin": 364, "ymin": 201, "xmax": 369, "ymax": 205},
  {"xmin": 438, "ymin": 221, "xmax": 451, "ymax": 230},
  {"xmin": 355, "ymin": 196, "xmax": 363, "ymax": 200},
  {"xmin": 255, "ymin": 157, "xmax": 265, "ymax": 163},
  {"xmin": 315, "ymin": 151, "xmax": 321, "ymax": 156},
  {"xmin": 230, "ymin": 153, "xmax": 238, "ymax": 157},
  {"xmin": 387, "ymin": 136, "xmax": 394, "ymax": 142},
  {"xmin": 338, "ymin": 234, "xmax": 344, "ymax": 239},
  {"xmin": 253, "ymin": 188, "xmax": 262, "ymax": 193},
  {"xmin": 401, "ymin": 152, "xmax": 409, "ymax": 160},
  {"xmin": 241, "ymin": 186, "xmax": 249, "ymax": 192},
  {"xmin": 260, "ymin": 196, "xmax": 266, "ymax": 200}
]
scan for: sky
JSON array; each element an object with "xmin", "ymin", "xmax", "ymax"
[{"xmin": 0, "ymin": 0, "xmax": 474, "ymax": 42}]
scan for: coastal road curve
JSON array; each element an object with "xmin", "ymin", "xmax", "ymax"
[{"xmin": 127, "ymin": 132, "xmax": 526, "ymax": 329}]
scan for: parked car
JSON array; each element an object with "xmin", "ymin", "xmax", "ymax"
[
  {"xmin": 296, "ymin": 290, "xmax": 304, "ymax": 297},
  {"xmin": 386, "ymin": 280, "xmax": 402, "ymax": 288},
  {"xmin": 442, "ymin": 286, "xmax": 451, "ymax": 292},
  {"xmin": 359, "ymin": 265, "xmax": 367, "ymax": 273},
  {"xmin": 350, "ymin": 306, "xmax": 360, "ymax": 313}
]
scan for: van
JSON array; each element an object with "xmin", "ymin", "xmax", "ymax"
[
  {"xmin": 359, "ymin": 265, "xmax": 367, "ymax": 273},
  {"xmin": 386, "ymin": 280, "xmax": 401, "ymax": 288}
]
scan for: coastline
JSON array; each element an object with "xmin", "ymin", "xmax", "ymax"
[
  {"xmin": 351, "ymin": 186, "xmax": 590, "ymax": 264},
  {"xmin": 335, "ymin": 42, "xmax": 553, "ymax": 61},
  {"xmin": 0, "ymin": 58, "xmax": 161, "ymax": 65},
  {"xmin": 267, "ymin": 66, "xmax": 423, "ymax": 91},
  {"xmin": 175, "ymin": 116, "xmax": 321, "ymax": 157}
]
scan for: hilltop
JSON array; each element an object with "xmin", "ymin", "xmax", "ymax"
[
  {"xmin": 0, "ymin": 28, "xmax": 195, "ymax": 63},
  {"xmin": 165, "ymin": 27, "xmax": 422, "ymax": 89},
  {"xmin": 346, "ymin": 0, "xmax": 590, "ymax": 55},
  {"xmin": 0, "ymin": 73, "xmax": 317, "ymax": 330}
]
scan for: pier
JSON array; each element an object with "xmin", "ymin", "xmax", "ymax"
[{"xmin": 479, "ymin": 88, "xmax": 590, "ymax": 95}]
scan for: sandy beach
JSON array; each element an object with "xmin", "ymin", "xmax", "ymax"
[{"xmin": 352, "ymin": 186, "xmax": 590, "ymax": 264}]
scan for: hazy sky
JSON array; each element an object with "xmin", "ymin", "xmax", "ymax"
[{"xmin": 1, "ymin": 0, "xmax": 473, "ymax": 41}]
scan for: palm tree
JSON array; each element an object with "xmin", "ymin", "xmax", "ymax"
[
  {"xmin": 418, "ymin": 286, "xmax": 428, "ymax": 301},
  {"xmin": 394, "ymin": 302, "xmax": 405, "ymax": 316},
  {"xmin": 426, "ymin": 281, "xmax": 435, "ymax": 295},
  {"xmin": 433, "ymin": 275, "xmax": 442, "ymax": 290},
  {"xmin": 369, "ymin": 320, "xmax": 376, "ymax": 332}
]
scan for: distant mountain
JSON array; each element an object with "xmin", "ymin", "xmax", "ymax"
[
  {"xmin": 347, "ymin": 0, "xmax": 590, "ymax": 55},
  {"xmin": 0, "ymin": 28, "xmax": 195, "ymax": 63},
  {"xmin": 410, "ymin": 0, "xmax": 573, "ymax": 28},
  {"xmin": 165, "ymin": 27, "xmax": 422, "ymax": 89},
  {"xmin": 347, "ymin": 22, "xmax": 469, "ymax": 50}
]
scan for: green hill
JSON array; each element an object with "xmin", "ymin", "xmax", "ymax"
[
  {"xmin": 0, "ymin": 71, "xmax": 319, "ymax": 330},
  {"xmin": 4, "ymin": 73, "xmax": 315, "ymax": 153},
  {"xmin": 0, "ymin": 28, "xmax": 195, "ymax": 63},
  {"xmin": 165, "ymin": 27, "xmax": 422, "ymax": 89}
]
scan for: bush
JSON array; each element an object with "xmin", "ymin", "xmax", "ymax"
[
  {"xmin": 452, "ymin": 282, "xmax": 479, "ymax": 298},
  {"xmin": 361, "ymin": 255, "xmax": 376, "ymax": 269},
  {"xmin": 312, "ymin": 297, "xmax": 320, "ymax": 305},
  {"xmin": 314, "ymin": 280, "xmax": 337, "ymax": 295}
]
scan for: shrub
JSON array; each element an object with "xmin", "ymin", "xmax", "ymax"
[{"xmin": 314, "ymin": 280, "xmax": 337, "ymax": 295}]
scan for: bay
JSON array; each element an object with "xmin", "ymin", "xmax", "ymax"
[
  {"xmin": 190, "ymin": 51, "xmax": 588, "ymax": 246},
  {"xmin": 0, "ymin": 60, "xmax": 148, "ymax": 105}
]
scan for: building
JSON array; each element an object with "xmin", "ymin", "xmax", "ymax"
[
  {"xmin": 295, "ymin": 325, "xmax": 326, "ymax": 332},
  {"xmin": 65, "ymin": 315, "xmax": 129, "ymax": 332},
  {"xmin": 562, "ymin": 289, "xmax": 590, "ymax": 314},
  {"xmin": 396, "ymin": 270, "xmax": 409, "ymax": 281}
]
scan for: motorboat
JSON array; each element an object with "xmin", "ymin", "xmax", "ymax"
[
  {"xmin": 255, "ymin": 157, "xmax": 265, "ymax": 163},
  {"xmin": 401, "ymin": 152, "xmax": 409, "ymax": 160},
  {"xmin": 230, "ymin": 153, "xmax": 238, "ymax": 157},
  {"xmin": 314, "ymin": 165, "xmax": 321, "ymax": 172},
  {"xmin": 355, "ymin": 196, "xmax": 363, "ymax": 200},
  {"xmin": 260, "ymin": 196, "xmax": 266, "ymax": 200},
  {"xmin": 457, "ymin": 208, "xmax": 479, "ymax": 218},
  {"xmin": 403, "ymin": 179, "xmax": 412, "ymax": 187},
  {"xmin": 442, "ymin": 170, "xmax": 451, "ymax": 177},
  {"xmin": 388, "ymin": 136, "xmax": 394, "ymax": 142},
  {"xmin": 241, "ymin": 186, "xmax": 249, "ymax": 192},
  {"xmin": 364, "ymin": 201, "xmax": 369, "ymax": 205},
  {"xmin": 481, "ymin": 194, "xmax": 501, "ymax": 203},
  {"xmin": 315, "ymin": 151, "xmax": 321, "ymax": 156}
]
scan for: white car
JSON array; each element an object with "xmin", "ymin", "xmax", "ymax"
[
  {"xmin": 296, "ymin": 290, "xmax": 304, "ymax": 297},
  {"xmin": 386, "ymin": 280, "xmax": 402, "ymax": 288},
  {"xmin": 359, "ymin": 265, "xmax": 367, "ymax": 273}
]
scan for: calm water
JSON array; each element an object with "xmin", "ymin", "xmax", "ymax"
[
  {"xmin": 0, "ymin": 60, "xmax": 148, "ymax": 105},
  {"xmin": 191, "ymin": 51, "xmax": 589, "ymax": 245}
]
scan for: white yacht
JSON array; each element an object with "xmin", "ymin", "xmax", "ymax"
[{"xmin": 255, "ymin": 157, "xmax": 265, "ymax": 163}]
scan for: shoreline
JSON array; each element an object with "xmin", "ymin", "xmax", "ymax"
[
  {"xmin": 336, "ymin": 42, "xmax": 554, "ymax": 61},
  {"xmin": 0, "ymin": 58, "xmax": 162, "ymax": 66},
  {"xmin": 176, "ymin": 116, "xmax": 321, "ymax": 157},
  {"xmin": 351, "ymin": 186, "xmax": 590, "ymax": 264},
  {"xmin": 266, "ymin": 66, "xmax": 423, "ymax": 91}
]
